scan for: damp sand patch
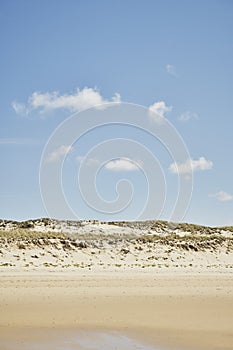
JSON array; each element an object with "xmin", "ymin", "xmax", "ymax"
[{"xmin": 0, "ymin": 329, "xmax": 159, "ymax": 350}]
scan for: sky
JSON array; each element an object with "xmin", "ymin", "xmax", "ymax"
[{"xmin": 0, "ymin": 0, "xmax": 233, "ymax": 226}]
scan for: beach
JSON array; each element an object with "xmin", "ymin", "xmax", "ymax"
[
  {"xmin": 0, "ymin": 219, "xmax": 232, "ymax": 349},
  {"xmin": 0, "ymin": 272, "xmax": 232, "ymax": 350}
]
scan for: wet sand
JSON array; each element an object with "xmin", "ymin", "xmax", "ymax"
[{"xmin": 0, "ymin": 272, "xmax": 232, "ymax": 350}]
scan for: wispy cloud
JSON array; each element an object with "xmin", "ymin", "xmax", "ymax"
[
  {"xmin": 105, "ymin": 158, "xmax": 143, "ymax": 171},
  {"xmin": 169, "ymin": 156, "xmax": 213, "ymax": 174},
  {"xmin": 148, "ymin": 101, "xmax": 172, "ymax": 123},
  {"xmin": 166, "ymin": 64, "xmax": 177, "ymax": 77},
  {"xmin": 209, "ymin": 191, "xmax": 233, "ymax": 202},
  {"xmin": 0, "ymin": 138, "xmax": 39, "ymax": 145},
  {"xmin": 11, "ymin": 102, "xmax": 28, "ymax": 115},
  {"xmin": 12, "ymin": 87, "xmax": 121, "ymax": 116},
  {"xmin": 46, "ymin": 145, "xmax": 73, "ymax": 163},
  {"xmin": 178, "ymin": 111, "xmax": 198, "ymax": 122}
]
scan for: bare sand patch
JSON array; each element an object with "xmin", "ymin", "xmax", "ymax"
[{"xmin": 0, "ymin": 273, "xmax": 232, "ymax": 350}]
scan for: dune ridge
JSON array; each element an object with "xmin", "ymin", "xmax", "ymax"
[{"xmin": 0, "ymin": 218, "xmax": 232, "ymax": 272}]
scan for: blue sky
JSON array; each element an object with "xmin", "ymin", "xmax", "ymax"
[{"xmin": 0, "ymin": 0, "xmax": 233, "ymax": 226}]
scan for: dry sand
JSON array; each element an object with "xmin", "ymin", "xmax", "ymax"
[
  {"xmin": 0, "ymin": 219, "xmax": 232, "ymax": 349},
  {"xmin": 0, "ymin": 272, "xmax": 232, "ymax": 350}
]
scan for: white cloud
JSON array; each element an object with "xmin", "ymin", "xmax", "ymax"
[
  {"xmin": 166, "ymin": 64, "xmax": 177, "ymax": 76},
  {"xmin": 169, "ymin": 156, "xmax": 213, "ymax": 174},
  {"xmin": 178, "ymin": 111, "xmax": 198, "ymax": 122},
  {"xmin": 148, "ymin": 101, "xmax": 172, "ymax": 123},
  {"xmin": 209, "ymin": 191, "xmax": 233, "ymax": 202},
  {"xmin": 77, "ymin": 156, "xmax": 143, "ymax": 171},
  {"xmin": 105, "ymin": 158, "xmax": 143, "ymax": 172},
  {"xmin": 46, "ymin": 145, "xmax": 73, "ymax": 163},
  {"xmin": 12, "ymin": 87, "xmax": 121, "ymax": 115},
  {"xmin": 77, "ymin": 156, "xmax": 101, "ymax": 167}
]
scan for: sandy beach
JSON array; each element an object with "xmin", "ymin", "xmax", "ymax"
[
  {"xmin": 0, "ymin": 219, "xmax": 232, "ymax": 349},
  {"xmin": 0, "ymin": 272, "xmax": 232, "ymax": 350}
]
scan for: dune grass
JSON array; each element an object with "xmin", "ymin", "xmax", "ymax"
[
  {"xmin": 0, "ymin": 229, "xmax": 67, "ymax": 241},
  {"xmin": 138, "ymin": 233, "xmax": 228, "ymax": 242}
]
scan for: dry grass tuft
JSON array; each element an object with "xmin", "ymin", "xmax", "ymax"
[{"xmin": 0, "ymin": 229, "xmax": 67, "ymax": 241}]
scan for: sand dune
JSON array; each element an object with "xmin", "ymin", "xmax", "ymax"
[{"xmin": 0, "ymin": 218, "xmax": 232, "ymax": 273}]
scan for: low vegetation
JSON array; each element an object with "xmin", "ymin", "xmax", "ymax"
[{"xmin": 0, "ymin": 229, "xmax": 67, "ymax": 241}]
